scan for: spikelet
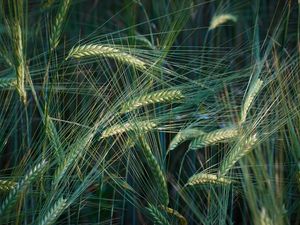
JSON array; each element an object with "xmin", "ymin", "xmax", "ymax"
[
  {"xmin": 0, "ymin": 180, "xmax": 17, "ymax": 192},
  {"xmin": 240, "ymin": 78, "xmax": 263, "ymax": 124},
  {"xmin": 139, "ymin": 138, "xmax": 169, "ymax": 206},
  {"xmin": 66, "ymin": 44, "xmax": 146, "ymax": 70},
  {"xmin": 49, "ymin": 0, "xmax": 71, "ymax": 50},
  {"xmin": 38, "ymin": 197, "xmax": 67, "ymax": 225},
  {"xmin": 159, "ymin": 206, "xmax": 187, "ymax": 225},
  {"xmin": 259, "ymin": 208, "xmax": 274, "ymax": 225},
  {"xmin": 0, "ymin": 160, "xmax": 47, "ymax": 215},
  {"xmin": 168, "ymin": 128, "xmax": 205, "ymax": 152},
  {"xmin": 209, "ymin": 14, "xmax": 237, "ymax": 30},
  {"xmin": 220, "ymin": 134, "xmax": 258, "ymax": 176},
  {"xmin": 120, "ymin": 89, "xmax": 184, "ymax": 114},
  {"xmin": 13, "ymin": 22, "xmax": 27, "ymax": 104},
  {"xmin": 189, "ymin": 127, "xmax": 238, "ymax": 150},
  {"xmin": 186, "ymin": 173, "xmax": 232, "ymax": 186},
  {"xmin": 0, "ymin": 78, "xmax": 17, "ymax": 89},
  {"xmin": 101, "ymin": 120, "xmax": 157, "ymax": 139},
  {"xmin": 146, "ymin": 204, "xmax": 171, "ymax": 225}
]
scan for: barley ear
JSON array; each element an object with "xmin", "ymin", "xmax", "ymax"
[
  {"xmin": 0, "ymin": 180, "xmax": 17, "ymax": 192},
  {"xmin": 209, "ymin": 14, "xmax": 237, "ymax": 30},
  {"xmin": 38, "ymin": 197, "xmax": 67, "ymax": 225},
  {"xmin": 146, "ymin": 204, "xmax": 171, "ymax": 225},
  {"xmin": 186, "ymin": 173, "xmax": 232, "ymax": 186},
  {"xmin": 159, "ymin": 205, "xmax": 187, "ymax": 225}
]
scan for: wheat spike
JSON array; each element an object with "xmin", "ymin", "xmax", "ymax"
[
  {"xmin": 160, "ymin": 206, "xmax": 187, "ymax": 225},
  {"xmin": 0, "ymin": 180, "xmax": 17, "ymax": 192},
  {"xmin": 186, "ymin": 173, "xmax": 232, "ymax": 186},
  {"xmin": 209, "ymin": 14, "xmax": 237, "ymax": 30},
  {"xmin": 147, "ymin": 204, "xmax": 171, "ymax": 225},
  {"xmin": 220, "ymin": 134, "xmax": 258, "ymax": 176},
  {"xmin": 50, "ymin": 0, "xmax": 71, "ymax": 50},
  {"xmin": 13, "ymin": 22, "xmax": 27, "ymax": 104},
  {"xmin": 66, "ymin": 44, "xmax": 146, "ymax": 70},
  {"xmin": 0, "ymin": 160, "xmax": 47, "ymax": 215},
  {"xmin": 189, "ymin": 126, "xmax": 238, "ymax": 150},
  {"xmin": 139, "ymin": 138, "xmax": 169, "ymax": 206},
  {"xmin": 259, "ymin": 208, "xmax": 274, "ymax": 225},
  {"xmin": 168, "ymin": 128, "xmax": 205, "ymax": 152},
  {"xmin": 0, "ymin": 78, "xmax": 17, "ymax": 89},
  {"xmin": 38, "ymin": 197, "xmax": 67, "ymax": 225},
  {"xmin": 240, "ymin": 78, "xmax": 263, "ymax": 124},
  {"xmin": 120, "ymin": 89, "xmax": 184, "ymax": 114},
  {"xmin": 101, "ymin": 120, "xmax": 157, "ymax": 139}
]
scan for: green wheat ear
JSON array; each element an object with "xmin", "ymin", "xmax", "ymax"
[
  {"xmin": 209, "ymin": 14, "xmax": 237, "ymax": 30},
  {"xmin": 66, "ymin": 44, "xmax": 146, "ymax": 70},
  {"xmin": 0, "ymin": 180, "xmax": 17, "ymax": 192},
  {"xmin": 120, "ymin": 89, "xmax": 184, "ymax": 114},
  {"xmin": 38, "ymin": 197, "xmax": 67, "ymax": 225},
  {"xmin": 186, "ymin": 173, "xmax": 232, "ymax": 186},
  {"xmin": 146, "ymin": 203, "xmax": 171, "ymax": 225},
  {"xmin": 159, "ymin": 205, "xmax": 187, "ymax": 225}
]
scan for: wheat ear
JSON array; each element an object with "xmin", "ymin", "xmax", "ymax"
[
  {"xmin": 186, "ymin": 173, "xmax": 232, "ymax": 186},
  {"xmin": 38, "ymin": 197, "xmax": 67, "ymax": 225},
  {"xmin": 146, "ymin": 204, "xmax": 171, "ymax": 225},
  {"xmin": 101, "ymin": 120, "xmax": 157, "ymax": 139},
  {"xmin": 0, "ymin": 180, "xmax": 17, "ymax": 192},
  {"xmin": 120, "ymin": 89, "xmax": 184, "ymax": 114},
  {"xmin": 168, "ymin": 128, "xmax": 206, "ymax": 152},
  {"xmin": 220, "ymin": 134, "xmax": 258, "ymax": 176},
  {"xmin": 49, "ymin": 0, "xmax": 71, "ymax": 50},
  {"xmin": 0, "ymin": 160, "xmax": 47, "ymax": 215},
  {"xmin": 0, "ymin": 78, "xmax": 17, "ymax": 88},
  {"xmin": 66, "ymin": 44, "xmax": 146, "ymax": 70},
  {"xmin": 159, "ymin": 205, "xmax": 187, "ymax": 225},
  {"xmin": 209, "ymin": 14, "xmax": 237, "ymax": 30},
  {"xmin": 240, "ymin": 78, "xmax": 263, "ymax": 124},
  {"xmin": 259, "ymin": 208, "xmax": 274, "ymax": 225},
  {"xmin": 13, "ymin": 22, "xmax": 27, "ymax": 104},
  {"xmin": 189, "ymin": 126, "xmax": 238, "ymax": 150},
  {"xmin": 139, "ymin": 138, "xmax": 169, "ymax": 206}
]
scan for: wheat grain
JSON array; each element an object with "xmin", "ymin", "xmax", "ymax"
[
  {"xmin": 101, "ymin": 120, "xmax": 157, "ymax": 138},
  {"xmin": 0, "ymin": 160, "xmax": 47, "ymax": 215},
  {"xmin": 160, "ymin": 206, "xmax": 187, "ymax": 225},
  {"xmin": 209, "ymin": 14, "xmax": 237, "ymax": 30},
  {"xmin": 186, "ymin": 173, "xmax": 232, "ymax": 186},
  {"xmin": 120, "ymin": 89, "xmax": 184, "ymax": 114},
  {"xmin": 220, "ymin": 134, "xmax": 258, "ymax": 176},
  {"xmin": 189, "ymin": 126, "xmax": 238, "ymax": 150},
  {"xmin": 240, "ymin": 78, "xmax": 263, "ymax": 124},
  {"xmin": 38, "ymin": 197, "xmax": 67, "ymax": 225},
  {"xmin": 0, "ymin": 180, "xmax": 17, "ymax": 192},
  {"xmin": 66, "ymin": 44, "xmax": 146, "ymax": 70}
]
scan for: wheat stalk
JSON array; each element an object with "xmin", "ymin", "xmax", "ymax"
[
  {"xmin": 49, "ymin": 0, "xmax": 71, "ymax": 50},
  {"xmin": 159, "ymin": 205, "xmax": 187, "ymax": 225},
  {"xmin": 120, "ymin": 89, "xmax": 184, "ymax": 114},
  {"xmin": 66, "ymin": 44, "xmax": 146, "ymax": 70},
  {"xmin": 38, "ymin": 197, "xmax": 67, "ymax": 225},
  {"xmin": 146, "ymin": 204, "xmax": 171, "ymax": 225},
  {"xmin": 101, "ymin": 120, "xmax": 157, "ymax": 139},
  {"xmin": 189, "ymin": 126, "xmax": 238, "ymax": 150},
  {"xmin": 0, "ymin": 160, "xmax": 47, "ymax": 216},
  {"xmin": 186, "ymin": 173, "xmax": 232, "ymax": 186},
  {"xmin": 240, "ymin": 78, "xmax": 263, "ymax": 124},
  {"xmin": 0, "ymin": 78, "xmax": 17, "ymax": 88},
  {"xmin": 168, "ymin": 127, "xmax": 205, "ymax": 152},
  {"xmin": 0, "ymin": 180, "xmax": 17, "ymax": 192},
  {"xmin": 209, "ymin": 14, "xmax": 237, "ymax": 30},
  {"xmin": 220, "ymin": 134, "xmax": 258, "ymax": 176},
  {"xmin": 139, "ymin": 138, "xmax": 169, "ymax": 206}
]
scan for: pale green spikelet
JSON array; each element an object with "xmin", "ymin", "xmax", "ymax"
[
  {"xmin": 146, "ymin": 204, "xmax": 171, "ymax": 225},
  {"xmin": 0, "ymin": 160, "xmax": 47, "ymax": 216},
  {"xmin": 186, "ymin": 173, "xmax": 232, "ymax": 186},
  {"xmin": 220, "ymin": 134, "xmax": 258, "ymax": 176},
  {"xmin": 240, "ymin": 78, "xmax": 263, "ymax": 124},
  {"xmin": 120, "ymin": 89, "xmax": 184, "ymax": 114},
  {"xmin": 168, "ymin": 128, "xmax": 205, "ymax": 152},
  {"xmin": 0, "ymin": 180, "xmax": 17, "ymax": 192},
  {"xmin": 66, "ymin": 44, "xmax": 146, "ymax": 70},
  {"xmin": 38, "ymin": 197, "xmax": 67, "ymax": 225},
  {"xmin": 189, "ymin": 126, "xmax": 239, "ymax": 150},
  {"xmin": 139, "ymin": 138, "xmax": 169, "ymax": 206},
  {"xmin": 209, "ymin": 14, "xmax": 237, "ymax": 30},
  {"xmin": 49, "ymin": 0, "xmax": 71, "ymax": 50},
  {"xmin": 160, "ymin": 205, "xmax": 187, "ymax": 225},
  {"xmin": 0, "ymin": 78, "xmax": 17, "ymax": 89},
  {"xmin": 101, "ymin": 120, "xmax": 157, "ymax": 139}
]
